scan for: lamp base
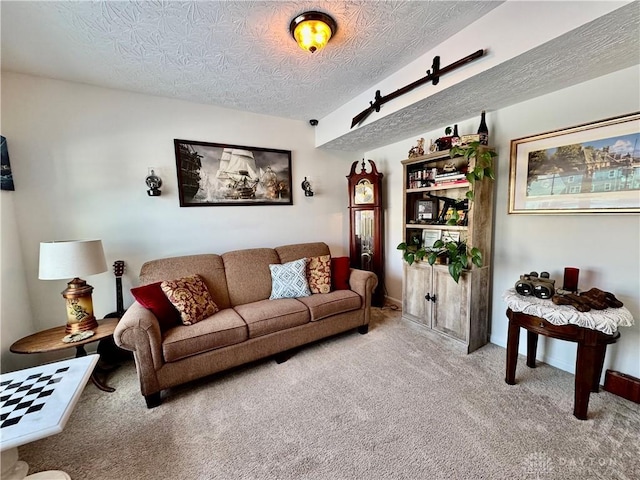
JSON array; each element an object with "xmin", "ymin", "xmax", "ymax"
[{"xmin": 65, "ymin": 315, "xmax": 98, "ymax": 334}]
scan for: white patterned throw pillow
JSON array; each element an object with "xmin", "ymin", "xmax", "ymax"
[{"xmin": 269, "ymin": 258, "xmax": 311, "ymax": 299}]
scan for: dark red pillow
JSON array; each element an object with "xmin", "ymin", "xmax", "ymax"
[
  {"xmin": 331, "ymin": 257, "xmax": 351, "ymax": 290},
  {"xmin": 130, "ymin": 282, "xmax": 181, "ymax": 332}
]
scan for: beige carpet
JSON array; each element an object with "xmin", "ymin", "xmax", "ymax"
[{"xmin": 19, "ymin": 308, "xmax": 640, "ymax": 479}]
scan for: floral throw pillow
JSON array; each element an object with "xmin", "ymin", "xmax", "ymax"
[
  {"xmin": 307, "ymin": 255, "xmax": 331, "ymax": 294},
  {"xmin": 160, "ymin": 274, "xmax": 218, "ymax": 326},
  {"xmin": 269, "ymin": 258, "xmax": 311, "ymax": 299}
]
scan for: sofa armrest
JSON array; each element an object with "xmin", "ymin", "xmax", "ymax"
[
  {"xmin": 113, "ymin": 302, "xmax": 164, "ymax": 372},
  {"xmin": 348, "ymin": 268, "xmax": 378, "ymax": 310}
]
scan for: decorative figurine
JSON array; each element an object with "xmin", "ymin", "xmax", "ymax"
[{"xmin": 408, "ymin": 138, "xmax": 425, "ymax": 158}]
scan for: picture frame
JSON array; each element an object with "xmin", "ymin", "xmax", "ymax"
[
  {"xmin": 1, "ymin": 136, "xmax": 15, "ymax": 191},
  {"xmin": 414, "ymin": 198, "xmax": 438, "ymax": 222},
  {"xmin": 174, "ymin": 139, "xmax": 293, "ymax": 207},
  {"xmin": 422, "ymin": 229, "xmax": 441, "ymax": 248},
  {"xmin": 508, "ymin": 112, "xmax": 640, "ymax": 214}
]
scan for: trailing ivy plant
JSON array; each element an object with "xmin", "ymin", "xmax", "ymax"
[
  {"xmin": 397, "ymin": 239, "xmax": 482, "ymax": 283},
  {"xmin": 449, "ymin": 141, "xmax": 496, "ymax": 201},
  {"xmin": 397, "ymin": 142, "xmax": 495, "ymax": 283}
]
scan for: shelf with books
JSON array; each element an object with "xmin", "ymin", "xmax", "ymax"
[{"xmin": 400, "ymin": 145, "xmax": 496, "ymax": 354}]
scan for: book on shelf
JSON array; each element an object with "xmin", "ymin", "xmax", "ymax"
[
  {"xmin": 434, "ymin": 171, "xmax": 466, "ymax": 179},
  {"xmin": 434, "ymin": 178, "xmax": 468, "ymax": 187}
]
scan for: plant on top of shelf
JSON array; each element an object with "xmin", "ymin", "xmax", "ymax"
[{"xmin": 449, "ymin": 141, "xmax": 496, "ymax": 201}]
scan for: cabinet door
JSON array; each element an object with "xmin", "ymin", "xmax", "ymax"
[
  {"xmin": 402, "ymin": 264, "xmax": 432, "ymax": 327},
  {"xmin": 431, "ymin": 267, "xmax": 469, "ymax": 342}
]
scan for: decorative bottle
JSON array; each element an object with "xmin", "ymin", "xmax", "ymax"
[
  {"xmin": 452, "ymin": 124, "xmax": 460, "ymax": 146},
  {"xmin": 477, "ymin": 111, "xmax": 489, "ymax": 145}
]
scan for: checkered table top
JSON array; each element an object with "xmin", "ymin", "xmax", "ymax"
[{"xmin": 0, "ymin": 355, "xmax": 98, "ymax": 451}]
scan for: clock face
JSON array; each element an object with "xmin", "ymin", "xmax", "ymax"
[{"xmin": 354, "ymin": 179, "xmax": 374, "ymax": 204}]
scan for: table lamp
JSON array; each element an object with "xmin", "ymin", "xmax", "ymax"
[{"xmin": 39, "ymin": 240, "xmax": 108, "ymax": 335}]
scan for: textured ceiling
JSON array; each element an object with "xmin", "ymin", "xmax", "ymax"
[
  {"xmin": 0, "ymin": 0, "xmax": 502, "ymax": 121},
  {"xmin": 323, "ymin": 1, "xmax": 640, "ymax": 151},
  {"xmin": 1, "ymin": 1, "xmax": 638, "ymax": 152}
]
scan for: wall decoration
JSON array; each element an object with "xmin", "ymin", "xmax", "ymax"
[
  {"xmin": 174, "ymin": 140, "xmax": 292, "ymax": 207},
  {"xmin": 509, "ymin": 112, "xmax": 640, "ymax": 214},
  {"xmin": 1, "ymin": 136, "xmax": 15, "ymax": 191}
]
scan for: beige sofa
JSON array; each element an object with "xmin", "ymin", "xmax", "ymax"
[{"xmin": 113, "ymin": 242, "xmax": 378, "ymax": 407}]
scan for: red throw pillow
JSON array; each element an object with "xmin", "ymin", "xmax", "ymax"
[
  {"xmin": 130, "ymin": 282, "xmax": 181, "ymax": 332},
  {"xmin": 331, "ymin": 257, "xmax": 351, "ymax": 290}
]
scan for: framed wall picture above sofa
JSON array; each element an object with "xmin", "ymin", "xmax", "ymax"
[{"xmin": 174, "ymin": 139, "xmax": 293, "ymax": 206}]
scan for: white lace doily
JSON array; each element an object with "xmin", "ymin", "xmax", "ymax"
[{"xmin": 503, "ymin": 288, "xmax": 634, "ymax": 335}]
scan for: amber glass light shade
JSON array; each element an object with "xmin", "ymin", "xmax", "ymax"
[{"xmin": 290, "ymin": 11, "xmax": 336, "ymax": 53}]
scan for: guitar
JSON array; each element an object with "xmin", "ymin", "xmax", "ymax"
[
  {"xmin": 100, "ymin": 260, "xmax": 132, "ymax": 364},
  {"xmin": 104, "ymin": 260, "xmax": 126, "ymax": 319}
]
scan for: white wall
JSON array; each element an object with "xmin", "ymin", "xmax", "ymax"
[
  {"xmin": 0, "ymin": 73, "xmax": 357, "ymax": 371},
  {"xmin": 366, "ymin": 65, "xmax": 640, "ymax": 380}
]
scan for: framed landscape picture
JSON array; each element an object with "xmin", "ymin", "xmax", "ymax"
[
  {"xmin": 508, "ymin": 112, "xmax": 640, "ymax": 214},
  {"xmin": 174, "ymin": 139, "xmax": 293, "ymax": 207}
]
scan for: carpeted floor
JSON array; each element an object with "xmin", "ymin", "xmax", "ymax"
[{"xmin": 18, "ymin": 308, "xmax": 640, "ymax": 479}]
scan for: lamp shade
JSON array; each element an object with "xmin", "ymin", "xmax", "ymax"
[{"xmin": 39, "ymin": 240, "xmax": 108, "ymax": 280}]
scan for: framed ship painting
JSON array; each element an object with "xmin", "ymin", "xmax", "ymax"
[
  {"xmin": 1, "ymin": 136, "xmax": 15, "ymax": 191},
  {"xmin": 509, "ymin": 112, "xmax": 640, "ymax": 214},
  {"xmin": 174, "ymin": 139, "xmax": 293, "ymax": 207}
]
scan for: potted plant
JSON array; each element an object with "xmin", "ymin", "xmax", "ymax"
[
  {"xmin": 397, "ymin": 238, "xmax": 482, "ymax": 283},
  {"xmin": 449, "ymin": 141, "xmax": 496, "ymax": 201},
  {"xmin": 397, "ymin": 141, "xmax": 495, "ymax": 283}
]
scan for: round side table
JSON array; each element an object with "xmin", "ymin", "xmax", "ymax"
[{"xmin": 10, "ymin": 318, "xmax": 120, "ymax": 392}]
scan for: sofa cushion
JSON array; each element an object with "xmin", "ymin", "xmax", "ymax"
[
  {"xmin": 275, "ymin": 242, "xmax": 330, "ymax": 264},
  {"xmin": 296, "ymin": 291, "xmax": 362, "ymax": 322},
  {"xmin": 234, "ymin": 299, "xmax": 309, "ymax": 338},
  {"xmin": 331, "ymin": 257, "xmax": 351, "ymax": 290},
  {"xmin": 130, "ymin": 282, "xmax": 181, "ymax": 332},
  {"xmin": 140, "ymin": 254, "xmax": 231, "ymax": 310},
  {"xmin": 223, "ymin": 248, "xmax": 280, "ymax": 306},
  {"xmin": 307, "ymin": 255, "xmax": 331, "ymax": 294},
  {"xmin": 269, "ymin": 259, "xmax": 311, "ymax": 299},
  {"xmin": 161, "ymin": 275, "xmax": 219, "ymax": 326},
  {"xmin": 162, "ymin": 308, "xmax": 248, "ymax": 362}
]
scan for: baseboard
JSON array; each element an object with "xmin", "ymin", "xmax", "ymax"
[{"xmin": 604, "ymin": 370, "xmax": 640, "ymax": 404}]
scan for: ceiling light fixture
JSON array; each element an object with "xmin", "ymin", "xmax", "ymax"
[{"xmin": 289, "ymin": 11, "xmax": 337, "ymax": 53}]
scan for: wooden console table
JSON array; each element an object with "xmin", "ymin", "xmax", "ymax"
[{"xmin": 503, "ymin": 289, "xmax": 634, "ymax": 420}]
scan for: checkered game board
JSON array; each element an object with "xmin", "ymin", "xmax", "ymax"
[
  {"xmin": 0, "ymin": 355, "xmax": 98, "ymax": 451},
  {"xmin": 1, "ymin": 365, "xmax": 68, "ymax": 429}
]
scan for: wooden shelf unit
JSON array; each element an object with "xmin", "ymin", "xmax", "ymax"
[{"xmin": 401, "ymin": 148, "xmax": 495, "ymax": 353}]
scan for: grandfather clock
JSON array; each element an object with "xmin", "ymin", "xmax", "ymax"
[{"xmin": 347, "ymin": 159, "xmax": 384, "ymax": 307}]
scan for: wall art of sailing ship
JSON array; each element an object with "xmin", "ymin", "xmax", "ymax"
[
  {"xmin": 174, "ymin": 140, "xmax": 292, "ymax": 206},
  {"xmin": 1, "ymin": 136, "xmax": 15, "ymax": 191}
]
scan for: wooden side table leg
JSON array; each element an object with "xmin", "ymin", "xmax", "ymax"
[
  {"xmin": 526, "ymin": 330, "xmax": 538, "ymax": 368},
  {"xmin": 591, "ymin": 344, "xmax": 607, "ymax": 393},
  {"xmin": 505, "ymin": 319, "xmax": 520, "ymax": 385},
  {"xmin": 75, "ymin": 345, "xmax": 115, "ymax": 393},
  {"xmin": 574, "ymin": 342, "xmax": 598, "ymax": 420}
]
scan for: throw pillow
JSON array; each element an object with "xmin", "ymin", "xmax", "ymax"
[
  {"xmin": 269, "ymin": 258, "xmax": 311, "ymax": 299},
  {"xmin": 160, "ymin": 274, "xmax": 219, "ymax": 326},
  {"xmin": 307, "ymin": 255, "xmax": 331, "ymax": 294},
  {"xmin": 130, "ymin": 282, "xmax": 181, "ymax": 332},
  {"xmin": 331, "ymin": 257, "xmax": 351, "ymax": 290}
]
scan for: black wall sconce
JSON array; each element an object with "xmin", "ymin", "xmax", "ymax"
[
  {"xmin": 146, "ymin": 168, "xmax": 162, "ymax": 196},
  {"xmin": 301, "ymin": 177, "xmax": 314, "ymax": 196}
]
